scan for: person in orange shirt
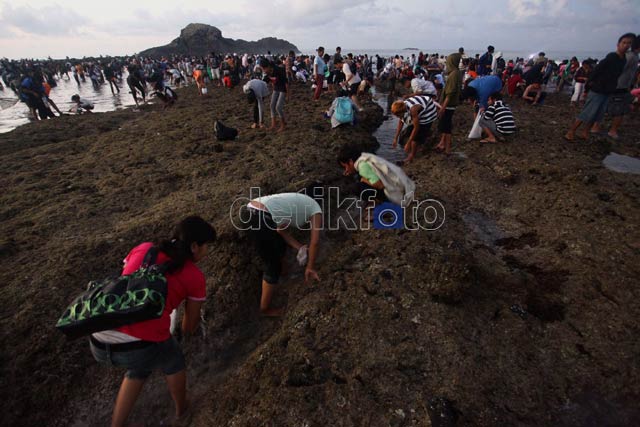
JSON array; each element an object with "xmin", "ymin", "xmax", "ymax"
[
  {"xmin": 193, "ymin": 65, "xmax": 206, "ymax": 96},
  {"xmin": 75, "ymin": 63, "xmax": 85, "ymax": 82},
  {"xmin": 467, "ymin": 62, "xmax": 478, "ymax": 80},
  {"xmin": 42, "ymin": 81, "xmax": 62, "ymax": 115}
]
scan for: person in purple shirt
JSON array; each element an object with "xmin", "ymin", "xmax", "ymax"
[{"xmin": 461, "ymin": 75, "xmax": 503, "ymax": 112}]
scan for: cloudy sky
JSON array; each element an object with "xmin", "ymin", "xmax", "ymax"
[{"xmin": 0, "ymin": 0, "xmax": 637, "ymax": 59}]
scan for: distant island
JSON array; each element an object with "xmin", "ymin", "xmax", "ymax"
[
  {"xmin": 403, "ymin": 48, "xmax": 420, "ymax": 51},
  {"xmin": 140, "ymin": 23, "xmax": 299, "ymax": 57}
]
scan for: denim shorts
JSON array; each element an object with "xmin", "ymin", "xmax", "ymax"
[
  {"xmin": 578, "ymin": 91, "xmax": 610, "ymax": 123},
  {"xmin": 90, "ymin": 336, "xmax": 185, "ymax": 380}
]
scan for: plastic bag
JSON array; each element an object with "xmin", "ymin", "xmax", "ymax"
[
  {"xmin": 297, "ymin": 245, "xmax": 308, "ymax": 266},
  {"xmin": 468, "ymin": 112, "xmax": 483, "ymax": 139}
]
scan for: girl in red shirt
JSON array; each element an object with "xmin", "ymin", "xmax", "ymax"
[{"xmin": 90, "ymin": 216, "xmax": 216, "ymax": 427}]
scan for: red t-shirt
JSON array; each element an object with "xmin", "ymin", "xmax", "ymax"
[
  {"xmin": 116, "ymin": 242, "xmax": 206, "ymax": 342},
  {"xmin": 507, "ymin": 74, "xmax": 524, "ymax": 95}
]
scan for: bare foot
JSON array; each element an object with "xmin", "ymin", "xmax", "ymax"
[
  {"xmin": 173, "ymin": 401, "xmax": 193, "ymax": 427},
  {"xmin": 260, "ymin": 307, "xmax": 285, "ymax": 317},
  {"xmin": 277, "ymin": 126, "xmax": 285, "ymax": 133}
]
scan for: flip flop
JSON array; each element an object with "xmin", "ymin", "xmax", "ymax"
[
  {"xmin": 563, "ymin": 135, "xmax": 575, "ymax": 142},
  {"xmin": 479, "ymin": 138, "xmax": 496, "ymax": 143},
  {"xmin": 607, "ymin": 133, "xmax": 620, "ymax": 140}
]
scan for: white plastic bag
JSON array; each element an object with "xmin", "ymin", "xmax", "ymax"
[
  {"xmin": 468, "ymin": 112, "xmax": 483, "ymax": 139},
  {"xmin": 170, "ymin": 309, "xmax": 178, "ymax": 335},
  {"xmin": 297, "ymin": 245, "xmax": 308, "ymax": 266}
]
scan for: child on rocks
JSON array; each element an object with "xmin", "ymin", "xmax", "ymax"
[{"xmin": 479, "ymin": 92, "xmax": 516, "ymax": 143}]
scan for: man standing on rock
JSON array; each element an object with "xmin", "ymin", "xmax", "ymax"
[
  {"xmin": 313, "ymin": 46, "xmax": 326, "ymax": 101},
  {"xmin": 246, "ymin": 193, "xmax": 323, "ymax": 317},
  {"xmin": 592, "ymin": 34, "xmax": 639, "ymax": 140},
  {"xmin": 564, "ymin": 33, "xmax": 635, "ymax": 142}
]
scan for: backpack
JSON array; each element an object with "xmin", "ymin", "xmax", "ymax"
[
  {"xmin": 215, "ymin": 120, "xmax": 238, "ymax": 140},
  {"xmin": 56, "ymin": 246, "xmax": 169, "ymax": 340},
  {"xmin": 334, "ymin": 97, "xmax": 354, "ymax": 124}
]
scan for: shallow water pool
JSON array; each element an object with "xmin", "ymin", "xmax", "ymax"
[
  {"xmin": 0, "ymin": 71, "xmax": 139, "ymax": 134},
  {"xmin": 372, "ymin": 91, "xmax": 406, "ymax": 163},
  {"xmin": 603, "ymin": 152, "xmax": 640, "ymax": 175}
]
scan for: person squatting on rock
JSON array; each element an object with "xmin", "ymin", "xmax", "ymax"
[
  {"xmin": 338, "ymin": 145, "xmax": 416, "ymax": 222},
  {"xmin": 325, "ymin": 89, "xmax": 357, "ymax": 128},
  {"xmin": 89, "ymin": 216, "xmax": 216, "ymax": 427},
  {"xmin": 478, "ymin": 92, "xmax": 517, "ymax": 143},
  {"xmin": 71, "ymin": 94, "xmax": 94, "ymax": 113}
]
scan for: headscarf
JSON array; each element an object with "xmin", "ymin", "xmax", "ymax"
[{"xmin": 441, "ymin": 53, "xmax": 462, "ymax": 106}]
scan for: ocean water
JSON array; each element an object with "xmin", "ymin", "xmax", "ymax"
[
  {"xmin": 0, "ymin": 71, "xmax": 138, "ymax": 134},
  {"xmin": 300, "ymin": 48, "xmax": 609, "ymax": 63}
]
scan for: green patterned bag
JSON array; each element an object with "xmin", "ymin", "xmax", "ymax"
[{"xmin": 56, "ymin": 247, "xmax": 168, "ymax": 340}]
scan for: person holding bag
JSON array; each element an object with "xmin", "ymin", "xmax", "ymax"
[{"xmin": 89, "ymin": 216, "xmax": 216, "ymax": 427}]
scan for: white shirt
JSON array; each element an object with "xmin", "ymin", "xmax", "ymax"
[
  {"xmin": 343, "ymin": 62, "xmax": 361, "ymax": 85},
  {"xmin": 411, "ymin": 78, "xmax": 437, "ymax": 96},
  {"xmin": 253, "ymin": 193, "xmax": 322, "ymax": 228}
]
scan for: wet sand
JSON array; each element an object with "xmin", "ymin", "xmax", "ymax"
[{"xmin": 1, "ymin": 82, "xmax": 639, "ymax": 426}]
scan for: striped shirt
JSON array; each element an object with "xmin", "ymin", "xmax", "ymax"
[
  {"xmin": 484, "ymin": 100, "xmax": 516, "ymax": 134},
  {"xmin": 403, "ymin": 95, "xmax": 438, "ymax": 125}
]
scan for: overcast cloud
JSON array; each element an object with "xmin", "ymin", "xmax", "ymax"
[{"xmin": 0, "ymin": 0, "xmax": 637, "ymax": 59}]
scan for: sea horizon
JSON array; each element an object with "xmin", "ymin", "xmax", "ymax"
[{"xmin": 2, "ymin": 47, "xmax": 610, "ymax": 63}]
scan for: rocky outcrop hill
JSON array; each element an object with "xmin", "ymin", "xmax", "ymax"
[{"xmin": 139, "ymin": 23, "xmax": 299, "ymax": 57}]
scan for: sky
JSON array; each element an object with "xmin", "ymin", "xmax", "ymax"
[{"xmin": 0, "ymin": 0, "xmax": 638, "ymax": 59}]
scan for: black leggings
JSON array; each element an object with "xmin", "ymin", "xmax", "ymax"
[
  {"xmin": 247, "ymin": 209, "xmax": 286, "ymax": 285},
  {"xmin": 127, "ymin": 77, "xmax": 146, "ymax": 99}
]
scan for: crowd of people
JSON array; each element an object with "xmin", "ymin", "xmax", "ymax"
[{"xmin": 8, "ymin": 32, "xmax": 636, "ymax": 427}]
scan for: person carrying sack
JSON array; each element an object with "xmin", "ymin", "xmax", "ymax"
[{"xmin": 86, "ymin": 216, "xmax": 215, "ymax": 427}]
